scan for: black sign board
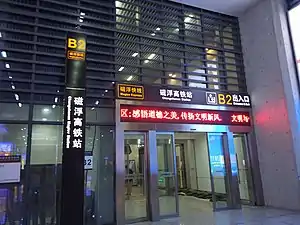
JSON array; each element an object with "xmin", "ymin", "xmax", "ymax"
[
  {"xmin": 117, "ymin": 84, "xmax": 251, "ymax": 107},
  {"xmin": 117, "ymin": 83, "xmax": 144, "ymax": 100},
  {"xmin": 60, "ymin": 32, "xmax": 86, "ymax": 225}
]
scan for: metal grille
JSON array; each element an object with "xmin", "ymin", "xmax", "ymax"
[{"xmin": 0, "ymin": 0, "xmax": 246, "ymax": 108}]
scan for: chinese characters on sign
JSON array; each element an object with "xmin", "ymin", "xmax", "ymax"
[
  {"xmin": 65, "ymin": 96, "xmax": 85, "ymax": 150},
  {"xmin": 159, "ymin": 89, "xmax": 193, "ymax": 102},
  {"xmin": 118, "ymin": 84, "xmax": 144, "ymax": 100},
  {"xmin": 206, "ymin": 92, "xmax": 251, "ymax": 107},
  {"xmin": 120, "ymin": 105, "xmax": 251, "ymax": 126}
]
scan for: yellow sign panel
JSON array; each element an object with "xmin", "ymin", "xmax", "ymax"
[
  {"xmin": 67, "ymin": 50, "xmax": 85, "ymax": 61},
  {"xmin": 117, "ymin": 84, "xmax": 144, "ymax": 100}
]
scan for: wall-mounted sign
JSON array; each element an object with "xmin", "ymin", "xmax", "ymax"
[
  {"xmin": 120, "ymin": 105, "xmax": 251, "ymax": 126},
  {"xmin": 116, "ymin": 84, "xmax": 251, "ymax": 108},
  {"xmin": 0, "ymin": 155, "xmax": 21, "ymax": 184},
  {"xmin": 117, "ymin": 84, "xmax": 144, "ymax": 100},
  {"xmin": 206, "ymin": 92, "xmax": 250, "ymax": 107}
]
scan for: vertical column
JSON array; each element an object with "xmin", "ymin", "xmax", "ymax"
[
  {"xmin": 148, "ymin": 131, "xmax": 160, "ymax": 221},
  {"xmin": 60, "ymin": 32, "xmax": 87, "ymax": 225},
  {"xmin": 239, "ymin": 0, "xmax": 300, "ymax": 209}
]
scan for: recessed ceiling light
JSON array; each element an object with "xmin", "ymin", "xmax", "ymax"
[
  {"xmin": 144, "ymin": 60, "xmax": 149, "ymax": 64},
  {"xmin": 132, "ymin": 52, "xmax": 138, "ymax": 57},
  {"xmin": 112, "ymin": 81, "xmax": 115, "ymax": 84},
  {"xmin": 151, "ymin": 33, "xmax": 155, "ymax": 36},
  {"xmin": 156, "ymin": 27, "xmax": 161, "ymax": 31},
  {"xmin": 54, "ymin": 97, "xmax": 58, "ymax": 103},
  {"xmin": 9, "ymin": 76, "xmax": 12, "ymax": 79},
  {"xmin": 118, "ymin": 66, "xmax": 125, "ymax": 72},
  {"xmin": 127, "ymin": 75, "xmax": 133, "ymax": 81},
  {"xmin": 5, "ymin": 63, "xmax": 10, "ymax": 69},
  {"xmin": 42, "ymin": 118, "xmax": 47, "ymax": 121},
  {"xmin": 18, "ymin": 103, "xmax": 22, "ymax": 107},
  {"xmin": 95, "ymin": 100, "xmax": 99, "ymax": 105},
  {"xmin": 1, "ymin": 51, "xmax": 7, "ymax": 58},
  {"xmin": 80, "ymin": 12, "xmax": 85, "ymax": 16},
  {"xmin": 14, "ymin": 94, "xmax": 19, "ymax": 100},
  {"xmin": 11, "ymin": 85, "xmax": 15, "ymax": 89},
  {"xmin": 79, "ymin": 18, "xmax": 83, "ymax": 23},
  {"xmin": 52, "ymin": 105, "xmax": 56, "ymax": 109},
  {"xmin": 43, "ymin": 108, "xmax": 50, "ymax": 113},
  {"xmin": 148, "ymin": 54, "xmax": 155, "ymax": 59},
  {"xmin": 105, "ymin": 90, "xmax": 108, "ymax": 93}
]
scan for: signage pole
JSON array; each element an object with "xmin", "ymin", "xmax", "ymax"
[{"xmin": 60, "ymin": 32, "xmax": 87, "ymax": 225}]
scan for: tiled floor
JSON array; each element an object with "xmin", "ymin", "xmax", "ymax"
[{"xmin": 128, "ymin": 196, "xmax": 300, "ymax": 225}]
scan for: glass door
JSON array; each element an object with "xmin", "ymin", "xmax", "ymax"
[
  {"xmin": 234, "ymin": 134, "xmax": 253, "ymax": 203},
  {"xmin": 124, "ymin": 133, "xmax": 148, "ymax": 222},
  {"xmin": 156, "ymin": 133, "xmax": 179, "ymax": 217},
  {"xmin": 207, "ymin": 133, "xmax": 230, "ymax": 210}
]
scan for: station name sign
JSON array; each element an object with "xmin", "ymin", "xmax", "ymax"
[
  {"xmin": 117, "ymin": 84, "xmax": 144, "ymax": 100},
  {"xmin": 120, "ymin": 105, "xmax": 251, "ymax": 126},
  {"xmin": 116, "ymin": 84, "xmax": 251, "ymax": 108}
]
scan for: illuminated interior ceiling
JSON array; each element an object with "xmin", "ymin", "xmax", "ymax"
[{"xmin": 169, "ymin": 0, "xmax": 261, "ymax": 16}]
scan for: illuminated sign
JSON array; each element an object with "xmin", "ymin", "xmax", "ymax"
[
  {"xmin": 117, "ymin": 84, "xmax": 144, "ymax": 100},
  {"xmin": 120, "ymin": 105, "xmax": 251, "ymax": 126},
  {"xmin": 159, "ymin": 88, "xmax": 193, "ymax": 102},
  {"xmin": 206, "ymin": 92, "xmax": 250, "ymax": 107},
  {"xmin": 116, "ymin": 84, "xmax": 251, "ymax": 107}
]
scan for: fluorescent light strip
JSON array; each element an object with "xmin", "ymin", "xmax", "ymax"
[
  {"xmin": 127, "ymin": 75, "xmax": 133, "ymax": 81},
  {"xmin": 118, "ymin": 66, "xmax": 125, "ymax": 71},
  {"xmin": 132, "ymin": 52, "xmax": 138, "ymax": 57}
]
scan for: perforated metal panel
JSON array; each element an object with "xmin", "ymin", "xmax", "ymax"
[{"xmin": 0, "ymin": 0, "xmax": 247, "ymax": 107}]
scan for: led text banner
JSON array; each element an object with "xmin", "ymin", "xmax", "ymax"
[
  {"xmin": 61, "ymin": 32, "xmax": 86, "ymax": 225},
  {"xmin": 120, "ymin": 105, "xmax": 251, "ymax": 126},
  {"xmin": 117, "ymin": 84, "xmax": 251, "ymax": 107}
]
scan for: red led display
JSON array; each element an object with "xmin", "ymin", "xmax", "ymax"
[{"xmin": 120, "ymin": 105, "xmax": 251, "ymax": 126}]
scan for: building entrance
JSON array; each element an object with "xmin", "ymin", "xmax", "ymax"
[{"xmin": 118, "ymin": 130, "xmax": 252, "ymax": 224}]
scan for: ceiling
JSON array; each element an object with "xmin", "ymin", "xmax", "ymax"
[{"xmin": 169, "ymin": 0, "xmax": 262, "ymax": 16}]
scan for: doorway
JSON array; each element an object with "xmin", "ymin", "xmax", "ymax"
[{"xmin": 118, "ymin": 130, "xmax": 245, "ymax": 224}]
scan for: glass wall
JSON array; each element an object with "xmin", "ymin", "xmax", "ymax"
[{"xmin": 288, "ymin": 4, "xmax": 300, "ymax": 77}]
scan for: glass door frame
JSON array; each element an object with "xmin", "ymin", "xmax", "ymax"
[
  {"xmin": 207, "ymin": 132, "xmax": 242, "ymax": 211},
  {"xmin": 233, "ymin": 133, "xmax": 255, "ymax": 205},
  {"xmin": 155, "ymin": 132, "xmax": 180, "ymax": 219}
]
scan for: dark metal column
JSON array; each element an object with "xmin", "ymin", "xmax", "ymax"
[{"xmin": 60, "ymin": 32, "xmax": 87, "ymax": 225}]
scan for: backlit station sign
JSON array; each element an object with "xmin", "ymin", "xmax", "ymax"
[
  {"xmin": 117, "ymin": 84, "xmax": 144, "ymax": 100},
  {"xmin": 117, "ymin": 84, "xmax": 251, "ymax": 108},
  {"xmin": 120, "ymin": 105, "xmax": 251, "ymax": 126}
]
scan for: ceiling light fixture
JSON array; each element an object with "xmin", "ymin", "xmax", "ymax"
[
  {"xmin": 79, "ymin": 18, "xmax": 84, "ymax": 23},
  {"xmin": 80, "ymin": 12, "xmax": 86, "ymax": 16},
  {"xmin": 105, "ymin": 90, "xmax": 108, "ymax": 93},
  {"xmin": 18, "ymin": 103, "xmax": 22, "ymax": 107},
  {"xmin": 148, "ymin": 54, "xmax": 155, "ymax": 59},
  {"xmin": 15, "ymin": 94, "xmax": 19, "ymax": 100},
  {"xmin": 144, "ymin": 60, "xmax": 149, "ymax": 63},
  {"xmin": 127, "ymin": 75, "xmax": 133, "ymax": 81},
  {"xmin": 118, "ymin": 66, "xmax": 125, "ymax": 72},
  {"xmin": 55, "ymin": 97, "xmax": 58, "ymax": 103},
  {"xmin": 156, "ymin": 27, "xmax": 161, "ymax": 31},
  {"xmin": 5, "ymin": 63, "xmax": 10, "ymax": 69},
  {"xmin": 1, "ymin": 51, "xmax": 7, "ymax": 57},
  {"xmin": 42, "ymin": 118, "xmax": 47, "ymax": 121},
  {"xmin": 132, "ymin": 52, "xmax": 138, "ymax": 57},
  {"xmin": 95, "ymin": 100, "xmax": 99, "ymax": 105},
  {"xmin": 9, "ymin": 76, "xmax": 12, "ymax": 79},
  {"xmin": 151, "ymin": 33, "xmax": 155, "ymax": 36},
  {"xmin": 43, "ymin": 108, "xmax": 50, "ymax": 113},
  {"xmin": 11, "ymin": 85, "xmax": 15, "ymax": 89},
  {"xmin": 52, "ymin": 105, "xmax": 56, "ymax": 109}
]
